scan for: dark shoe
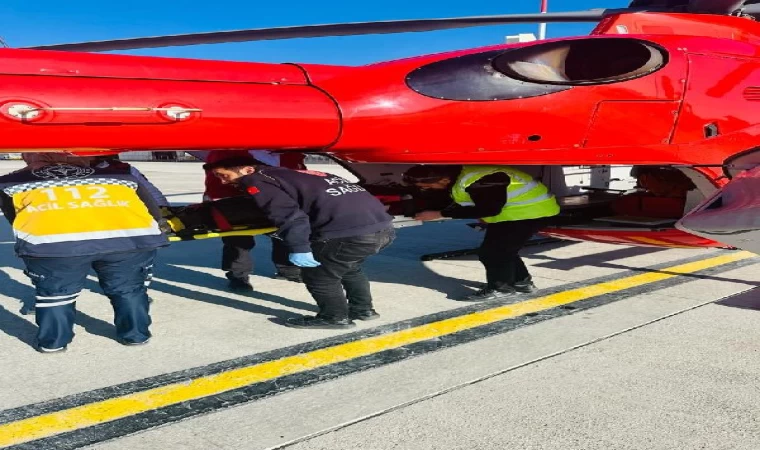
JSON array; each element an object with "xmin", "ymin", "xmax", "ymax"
[
  {"xmin": 119, "ymin": 337, "xmax": 151, "ymax": 346},
  {"xmin": 460, "ymin": 287, "xmax": 517, "ymax": 302},
  {"xmin": 20, "ymin": 305, "xmax": 35, "ymax": 316},
  {"xmin": 284, "ymin": 316, "xmax": 356, "ymax": 329},
  {"xmin": 226, "ymin": 273, "xmax": 253, "ymax": 292},
  {"xmin": 349, "ymin": 309, "xmax": 380, "ymax": 321},
  {"xmin": 513, "ymin": 281, "xmax": 537, "ymax": 293},
  {"xmin": 36, "ymin": 345, "xmax": 67, "ymax": 354}
]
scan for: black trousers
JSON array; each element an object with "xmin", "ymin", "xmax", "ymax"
[
  {"xmin": 221, "ymin": 235, "xmax": 255, "ymax": 279},
  {"xmin": 478, "ymin": 218, "xmax": 547, "ymax": 290},
  {"xmin": 301, "ymin": 227, "xmax": 395, "ymax": 320},
  {"xmin": 271, "ymin": 238, "xmax": 300, "ymax": 275},
  {"xmin": 222, "ymin": 235, "xmax": 299, "ymax": 280}
]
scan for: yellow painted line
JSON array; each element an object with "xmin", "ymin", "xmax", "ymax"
[
  {"xmin": 0, "ymin": 250, "xmax": 754, "ymax": 447},
  {"xmin": 627, "ymin": 236, "xmax": 691, "ymax": 248}
]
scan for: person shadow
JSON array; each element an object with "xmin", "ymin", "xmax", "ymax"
[
  {"xmin": 0, "ymin": 268, "xmax": 37, "ymax": 346},
  {"xmin": 155, "ymin": 220, "xmax": 551, "ymax": 308},
  {"xmin": 137, "ymin": 238, "xmax": 318, "ymax": 318},
  {"xmin": 361, "ymin": 220, "xmax": 523, "ymax": 299},
  {"xmin": 146, "ymin": 222, "xmax": 485, "ymax": 325},
  {"xmin": 0, "ymin": 234, "xmax": 317, "ymax": 350},
  {"xmin": 0, "ymin": 221, "xmax": 125, "ymax": 348},
  {"xmin": 0, "ymin": 268, "xmax": 116, "ymax": 348}
]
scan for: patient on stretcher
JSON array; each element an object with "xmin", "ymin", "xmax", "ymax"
[{"xmin": 164, "ymin": 196, "xmax": 274, "ymax": 239}]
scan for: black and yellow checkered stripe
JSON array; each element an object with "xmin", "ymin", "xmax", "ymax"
[{"xmin": 3, "ymin": 178, "xmax": 138, "ymax": 196}]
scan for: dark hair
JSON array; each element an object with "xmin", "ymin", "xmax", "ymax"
[
  {"xmin": 202, "ymin": 157, "xmax": 263, "ymax": 171},
  {"xmin": 402, "ymin": 165, "xmax": 461, "ymax": 184}
]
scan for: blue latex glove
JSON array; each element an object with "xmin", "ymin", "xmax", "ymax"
[{"xmin": 289, "ymin": 252, "xmax": 321, "ymax": 267}]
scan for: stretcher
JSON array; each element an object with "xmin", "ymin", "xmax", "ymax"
[
  {"xmin": 162, "ymin": 196, "xmax": 278, "ymax": 242},
  {"xmin": 163, "ymin": 197, "xmax": 423, "ymax": 243},
  {"xmin": 168, "ymin": 226, "xmax": 278, "ymax": 242}
]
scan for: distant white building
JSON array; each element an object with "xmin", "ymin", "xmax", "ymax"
[
  {"xmin": 119, "ymin": 151, "xmax": 194, "ymax": 162},
  {"xmin": 505, "ymin": 33, "xmax": 537, "ymax": 44}
]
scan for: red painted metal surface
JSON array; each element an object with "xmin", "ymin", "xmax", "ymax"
[
  {"xmin": 540, "ymin": 165, "xmax": 730, "ymax": 248},
  {"xmin": 591, "ymin": 13, "xmax": 760, "ymax": 44},
  {"xmin": 538, "ymin": 226, "xmax": 730, "ymax": 248},
  {"xmin": 316, "ymin": 45, "xmax": 676, "ymax": 162},
  {"xmin": 316, "ymin": 41, "xmax": 685, "ymax": 162},
  {"xmin": 315, "ymin": 31, "xmax": 760, "ymax": 165},
  {"xmin": 0, "ymin": 49, "xmax": 308, "ymax": 83},
  {"xmin": 2, "ymin": 14, "xmax": 760, "ymax": 166},
  {"xmin": 1, "ymin": 12, "xmax": 759, "ymax": 250},
  {"xmin": 0, "ymin": 50, "xmax": 340, "ymax": 150}
]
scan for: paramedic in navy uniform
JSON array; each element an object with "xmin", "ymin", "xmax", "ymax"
[{"xmin": 204, "ymin": 156, "xmax": 395, "ymax": 329}]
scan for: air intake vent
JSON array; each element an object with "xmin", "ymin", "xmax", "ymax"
[{"xmin": 743, "ymin": 87, "xmax": 760, "ymax": 101}]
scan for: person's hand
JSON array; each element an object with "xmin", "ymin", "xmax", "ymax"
[
  {"xmin": 289, "ymin": 252, "xmax": 321, "ymax": 267},
  {"xmin": 160, "ymin": 206, "xmax": 174, "ymax": 218},
  {"xmin": 158, "ymin": 218, "xmax": 173, "ymax": 234},
  {"xmin": 414, "ymin": 210, "xmax": 444, "ymax": 221}
]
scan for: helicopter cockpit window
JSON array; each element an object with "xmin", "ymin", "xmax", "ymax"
[{"xmin": 492, "ymin": 38, "xmax": 667, "ymax": 86}]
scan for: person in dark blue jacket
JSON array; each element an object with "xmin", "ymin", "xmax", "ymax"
[
  {"xmin": 204, "ymin": 157, "xmax": 395, "ymax": 329},
  {"xmin": 0, "ymin": 158, "xmax": 169, "ymax": 352}
]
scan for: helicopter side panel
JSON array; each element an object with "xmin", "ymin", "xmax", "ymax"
[
  {"xmin": 318, "ymin": 35, "xmax": 689, "ymax": 165},
  {"xmin": 583, "ymin": 101, "xmax": 680, "ymax": 147},
  {"xmin": 0, "ymin": 49, "xmax": 308, "ymax": 84},
  {"xmin": 0, "ymin": 50, "xmax": 342, "ymax": 150},
  {"xmin": 672, "ymin": 54, "xmax": 760, "ymax": 145}
]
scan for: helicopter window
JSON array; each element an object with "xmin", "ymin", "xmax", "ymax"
[
  {"xmin": 405, "ymin": 49, "xmax": 571, "ymax": 102},
  {"xmin": 492, "ymin": 38, "xmax": 667, "ymax": 86}
]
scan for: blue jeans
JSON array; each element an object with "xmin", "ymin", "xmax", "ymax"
[{"xmin": 23, "ymin": 250, "xmax": 157, "ymax": 349}]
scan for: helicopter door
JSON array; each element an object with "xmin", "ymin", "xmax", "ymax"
[
  {"xmin": 583, "ymin": 100, "xmax": 679, "ymax": 147},
  {"xmin": 676, "ymin": 165, "xmax": 760, "ymax": 255}
]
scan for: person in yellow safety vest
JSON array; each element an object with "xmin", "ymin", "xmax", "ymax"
[
  {"xmin": 0, "ymin": 156, "xmax": 170, "ymax": 353},
  {"xmin": 402, "ymin": 164, "xmax": 560, "ymax": 301}
]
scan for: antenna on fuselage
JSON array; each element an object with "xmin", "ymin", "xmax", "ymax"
[{"xmin": 539, "ymin": 0, "xmax": 548, "ymax": 39}]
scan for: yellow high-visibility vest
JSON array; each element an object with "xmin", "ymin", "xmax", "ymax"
[{"xmin": 450, "ymin": 166, "xmax": 560, "ymax": 222}]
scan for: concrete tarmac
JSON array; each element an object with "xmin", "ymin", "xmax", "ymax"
[{"xmin": 0, "ymin": 161, "xmax": 757, "ymax": 450}]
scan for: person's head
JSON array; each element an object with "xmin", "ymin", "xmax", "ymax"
[
  {"xmin": 21, "ymin": 152, "xmax": 92, "ymax": 169},
  {"xmin": 202, "ymin": 156, "xmax": 263, "ymax": 184},
  {"xmin": 402, "ymin": 165, "xmax": 461, "ymax": 191}
]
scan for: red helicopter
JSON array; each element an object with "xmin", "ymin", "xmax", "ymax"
[{"xmin": 0, "ymin": 0, "xmax": 758, "ymax": 253}]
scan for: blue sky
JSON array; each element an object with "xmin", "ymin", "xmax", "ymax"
[{"xmin": 1, "ymin": 0, "xmax": 630, "ymax": 65}]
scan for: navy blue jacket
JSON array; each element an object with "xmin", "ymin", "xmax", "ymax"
[
  {"xmin": 239, "ymin": 167, "xmax": 392, "ymax": 253},
  {"xmin": 0, "ymin": 163, "xmax": 169, "ymax": 258}
]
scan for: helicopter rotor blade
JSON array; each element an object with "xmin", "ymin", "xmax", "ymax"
[
  {"xmin": 744, "ymin": 3, "xmax": 760, "ymax": 14},
  {"xmin": 687, "ymin": 0, "xmax": 745, "ymax": 14},
  {"xmin": 23, "ymin": 9, "xmax": 644, "ymax": 53}
]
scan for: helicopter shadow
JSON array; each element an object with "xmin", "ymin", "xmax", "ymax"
[
  {"xmin": 359, "ymin": 220, "xmax": 516, "ymax": 299},
  {"xmin": 715, "ymin": 288, "xmax": 760, "ymax": 311}
]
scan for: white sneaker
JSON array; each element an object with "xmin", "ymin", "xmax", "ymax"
[{"xmin": 37, "ymin": 345, "xmax": 66, "ymax": 353}]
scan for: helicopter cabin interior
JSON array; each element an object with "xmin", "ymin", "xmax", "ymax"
[{"xmin": 331, "ymin": 160, "xmax": 719, "ymax": 246}]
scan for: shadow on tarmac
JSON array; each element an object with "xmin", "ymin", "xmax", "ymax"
[{"xmin": 1, "ymin": 217, "xmax": 752, "ymax": 349}]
